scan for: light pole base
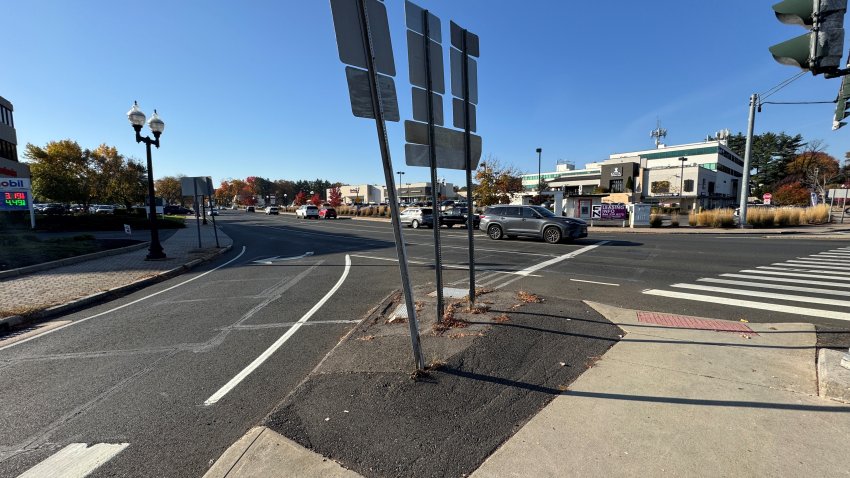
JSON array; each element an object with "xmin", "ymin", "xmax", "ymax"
[{"xmin": 145, "ymin": 247, "xmax": 167, "ymax": 261}]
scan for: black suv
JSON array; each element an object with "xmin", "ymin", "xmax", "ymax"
[{"xmin": 479, "ymin": 205, "xmax": 588, "ymax": 244}]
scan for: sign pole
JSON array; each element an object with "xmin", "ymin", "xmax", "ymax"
[
  {"xmin": 356, "ymin": 0, "xmax": 425, "ymax": 370},
  {"xmin": 193, "ymin": 181, "xmax": 202, "ymax": 248},
  {"xmin": 422, "ymin": 9, "xmax": 445, "ymax": 321},
  {"xmin": 843, "ymin": 188, "xmax": 848, "ymax": 224},
  {"xmin": 461, "ymin": 27, "xmax": 476, "ymax": 306}
]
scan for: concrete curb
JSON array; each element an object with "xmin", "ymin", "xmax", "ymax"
[
  {"xmin": 818, "ymin": 348, "xmax": 850, "ymax": 404},
  {"xmin": 0, "ymin": 242, "xmax": 149, "ymax": 280},
  {"xmin": 0, "ymin": 244, "xmax": 233, "ymax": 332}
]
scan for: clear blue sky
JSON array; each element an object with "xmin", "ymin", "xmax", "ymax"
[{"xmin": 5, "ymin": 1, "xmax": 850, "ymax": 188}]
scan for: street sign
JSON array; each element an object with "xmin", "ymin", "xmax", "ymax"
[
  {"xmin": 763, "ymin": 193, "xmax": 772, "ymax": 205},
  {"xmin": 591, "ymin": 204, "xmax": 628, "ymax": 220}
]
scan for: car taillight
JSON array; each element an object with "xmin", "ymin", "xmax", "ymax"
[{"xmin": 479, "ymin": 214, "xmax": 486, "ymax": 219}]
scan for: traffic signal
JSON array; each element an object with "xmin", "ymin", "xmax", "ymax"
[
  {"xmin": 769, "ymin": 0, "xmax": 848, "ymax": 75},
  {"xmin": 833, "ymin": 73, "xmax": 850, "ymax": 129}
]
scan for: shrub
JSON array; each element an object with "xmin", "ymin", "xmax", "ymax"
[
  {"xmin": 649, "ymin": 214, "xmax": 662, "ymax": 227},
  {"xmin": 688, "ymin": 211, "xmax": 698, "ymax": 226},
  {"xmin": 670, "ymin": 213, "xmax": 679, "ymax": 227},
  {"xmin": 804, "ymin": 204, "xmax": 830, "ymax": 224},
  {"xmin": 691, "ymin": 209, "xmax": 735, "ymax": 228}
]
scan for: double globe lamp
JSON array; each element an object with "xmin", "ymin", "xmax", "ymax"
[{"xmin": 127, "ymin": 101, "xmax": 166, "ymax": 260}]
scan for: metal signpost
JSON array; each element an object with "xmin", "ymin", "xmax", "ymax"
[
  {"xmin": 330, "ymin": 0, "xmax": 425, "ymax": 370},
  {"xmin": 450, "ymin": 20, "xmax": 480, "ymax": 305},
  {"xmin": 206, "ymin": 176, "xmax": 220, "ymax": 248},
  {"xmin": 405, "ymin": 1, "xmax": 446, "ymax": 319},
  {"xmin": 404, "ymin": 1, "xmax": 483, "ymax": 309}
]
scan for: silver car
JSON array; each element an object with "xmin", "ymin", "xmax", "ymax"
[{"xmin": 399, "ymin": 207, "xmax": 434, "ymax": 228}]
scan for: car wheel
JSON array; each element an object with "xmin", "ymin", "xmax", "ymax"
[
  {"xmin": 487, "ymin": 224, "xmax": 503, "ymax": 240},
  {"xmin": 445, "ymin": 223, "xmax": 454, "ymax": 228},
  {"xmin": 412, "ymin": 220, "xmax": 420, "ymax": 229},
  {"xmin": 543, "ymin": 226, "xmax": 562, "ymax": 244}
]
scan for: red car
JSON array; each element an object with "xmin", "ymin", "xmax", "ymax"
[{"xmin": 319, "ymin": 207, "xmax": 337, "ymax": 219}]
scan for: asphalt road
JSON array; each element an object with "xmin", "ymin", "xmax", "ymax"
[{"xmin": 1, "ymin": 211, "xmax": 848, "ymax": 476}]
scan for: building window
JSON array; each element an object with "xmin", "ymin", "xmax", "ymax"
[
  {"xmin": 684, "ymin": 179, "xmax": 694, "ymax": 192},
  {"xmin": 708, "ymin": 182, "xmax": 715, "ymax": 195},
  {"xmin": 651, "ymin": 181, "xmax": 670, "ymax": 194},
  {"xmin": 609, "ymin": 179, "xmax": 624, "ymax": 193}
]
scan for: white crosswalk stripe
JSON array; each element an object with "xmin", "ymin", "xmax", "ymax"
[
  {"xmin": 19, "ymin": 442, "xmax": 129, "ymax": 478},
  {"xmin": 644, "ymin": 247, "xmax": 850, "ymax": 321}
]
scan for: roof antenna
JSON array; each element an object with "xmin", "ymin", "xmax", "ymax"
[{"xmin": 650, "ymin": 118, "xmax": 667, "ymax": 148}]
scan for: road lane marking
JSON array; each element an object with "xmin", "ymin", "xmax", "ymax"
[
  {"xmin": 670, "ymin": 283, "xmax": 850, "ymax": 307},
  {"xmin": 491, "ymin": 241, "xmax": 609, "ymax": 289},
  {"xmin": 743, "ymin": 268, "xmax": 850, "ymax": 281},
  {"xmin": 349, "ymin": 254, "xmax": 541, "ymax": 276},
  {"xmin": 251, "ymin": 252, "xmax": 314, "ymax": 264},
  {"xmin": 227, "ymin": 320, "xmax": 362, "ymax": 330},
  {"xmin": 0, "ymin": 246, "xmax": 248, "ymax": 353},
  {"xmin": 773, "ymin": 261, "xmax": 850, "ymax": 271},
  {"xmin": 643, "ymin": 289, "xmax": 850, "ymax": 321},
  {"xmin": 757, "ymin": 266, "xmax": 850, "ymax": 276},
  {"xmin": 721, "ymin": 273, "xmax": 850, "ymax": 288},
  {"xmin": 570, "ymin": 279, "xmax": 620, "ymax": 286},
  {"xmin": 698, "ymin": 278, "xmax": 850, "ymax": 296},
  {"xmin": 794, "ymin": 256, "xmax": 850, "ymax": 263},
  {"xmin": 18, "ymin": 442, "xmax": 129, "ymax": 478},
  {"xmin": 203, "ymin": 254, "xmax": 352, "ymax": 406}
]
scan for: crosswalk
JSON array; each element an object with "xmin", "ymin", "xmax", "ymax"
[{"xmin": 644, "ymin": 246, "xmax": 850, "ymax": 321}]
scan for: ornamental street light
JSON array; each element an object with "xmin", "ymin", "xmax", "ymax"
[
  {"xmin": 536, "ymin": 148, "xmax": 543, "ymax": 193},
  {"xmin": 127, "ymin": 101, "xmax": 166, "ymax": 260}
]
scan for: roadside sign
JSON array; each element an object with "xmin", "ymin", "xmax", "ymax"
[
  {"xmin": 811, "ymin": 192, "xmax": 818, "ymax": 206},
  {"xmin": 763, "ymin": 193, "xmax": 772, "ymax": 205},
  {"xmin": 592, "ymin": 204, "xmax": 628, "ymax": 220},
  {"xmin": 124, "ymin": 224, "xmax": 132, "ymax": 235}
]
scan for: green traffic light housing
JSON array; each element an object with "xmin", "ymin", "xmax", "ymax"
[{"xmin": 769, "ymin": 0, "xmax": 848, "ymax": 75}]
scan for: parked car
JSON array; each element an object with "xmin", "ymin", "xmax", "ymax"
[
  {"xmin": 164, "ymin": 205, "xmax": 193, "ymax": 215},
  {"xmin": 206, "ymin": 208, "xmax": 219, "ymax": 216},
  {"xmin": 93, "ymin": 205, "xmax": 115, "ymax": 215},
  {"xmin": 265, "ymin": 206, "xmax": 279, "ymax": 215},
  {"xmin": 319, "ymin": 207, "xmax": 337, "ymax": 219},
  {"xmin": 440, "ymin": 207, "xmax": 480, "ymax": 228},
  {"xmin": 295, "ymin": 205, "xmax": 319, "ymax": 219},
  {"xmin": 246, "ymin": 206, "xmax": 255, "ymax": 212},
  {"xmin": 399, "ymin": 207, "xmax": 434, "ymax": 228},
  {"xmin": 41, "ymin": 203, "xmax": 66, "ymax": 215},
  {"xmin": 479, "ymin": 205, "xmax": 587, "ymax": 244},
  {"xmin": 439, "ymin": 200, "xmax": 456, "ymax": 211}
]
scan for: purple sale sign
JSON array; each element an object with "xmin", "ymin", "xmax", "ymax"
[{"xmin": 591, "ymin": 204, "xmax": 628, "ymax": 220}]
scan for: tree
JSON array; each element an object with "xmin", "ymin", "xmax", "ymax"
[
  {"xmin": 727, "ymin": 131, "xmax": 804, "ymax": 195},
  {"xmin": 112, "ymin": 159, "xmax": 147, "ymax": 209},
  {"xmin": 328, "ymin": 186, "xmax": 342, "ymax": 207},
  {"xmin": 786, "ymin": 141, "xmax": 839, "ymax": 198},
  {"xmin": 156, "ymin": 176, "xmax": 184, "ymax": 205},
  {"xmin": 773, "ymin": 183, "xmax": 810, "ymax": 206},
  {"xmin": 26, "ymin": 140, "xmax": 93, "ymax": 204},
  {"xmin": 310, "ymin": 193, "xmax": 322, "ymax": 206},
  {"xmin": 294, "ymin": 191, "xmax": 306, "ymax": 206},
  {"xmin": 473, "ymin": 156, "xmax": 524, "ymax": 206}
]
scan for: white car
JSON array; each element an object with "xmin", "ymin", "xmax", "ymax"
[
  {"xmin": 265, "ymin": 206, "xmax": 279, "ymax": 215},
  {"xmin": 94, "ymin": 205, "xmax": 115, "ymax": 215},
  {"xmin": 295, "ymin": 205, "xmax": 319, "ymax": 219}
]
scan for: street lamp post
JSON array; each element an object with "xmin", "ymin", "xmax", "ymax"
[
  {"xmin": 536, "ymin": 148, "xmax": 543, "ymax": 193},
  {"xmin": 397, "ymin": 171, "xmax": 405, "ymax": 204},
  {"xmin": 127, "ymin": 101, "xmax": 166, "ymax": 260},
  {"xmin": 678, "ymin": 157, "xmax": 687, "ymax": 206}
]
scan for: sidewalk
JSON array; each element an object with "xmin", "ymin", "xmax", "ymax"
[
  {"xmin": 0, "ymin": 224, "xmax": 232, "ymax": 329},
  {"xmin": 206, "ymin": 300, "xmax": 850, "ymax": 477}
]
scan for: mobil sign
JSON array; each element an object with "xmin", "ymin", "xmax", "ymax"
[{"xmin": 0, "ymin": 178, "xmax": 30, "ymax": 189}]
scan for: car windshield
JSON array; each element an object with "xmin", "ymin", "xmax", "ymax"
[
  {"xmin": 530, "ymin": 206, "xmax": 556, "ymax": 217},
  {"xmin": 421, "ymin": 208, "xmax": 433, "ymax": 214}
]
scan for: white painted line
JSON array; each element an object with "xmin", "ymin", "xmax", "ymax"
[
  {"xmin": 778, "ymin": 260, "xmax": 850, "ymax": 270},
  {"xmin": 349, "ymin": 254, "xmax": 541, "ymax": 277},
  {"xmin": 492, "ymin": 241, "xmax": 609, "ymax": 289},
  {"xmin": 817, "ymin": 253, "xmax": 850, "ymax": 257},
  {"xmin": 203, "ymin": 254, "xmax": 352, "ymax": 406},
  {"xmin": 516, "ymin": 241, "xmax": 609, "ymax": 277},
  {"xmin": 643, "ymin": 289, "xmax": 850, "ymax": 321},
  {"xmin": 671, "ymin": 283, "xmax": 850, "ymax": 307},
  {"xmin": 570, "ymin": 279, "xmax": 620, "ymax": 286},
  {"xmin": 796, "ymin": 256, "xmax": 850, "ymax": 263},
  {"xmin": 743, "ymin": 269, "xmax": 850, "ymax": 281},
  {"xmin": 722, "ymin": 273, "xmax": 850, "ymax": 288},
  {"xmin": 19, "ymin": 442, "xmax": 129, "ymax": 478},
  {"xmin": 0, "ymin": 247, "xmax": 248, "ymax": 353},
  {"xmin": 757, "ymin": 266, "xmax": 850, "ymax": 276},
  {"xmin": 251, "ymin": 252, "xmax": 314, "ymax": 264},
  {"xmin": 698, "ymin": 277, "xmax": 850, "ymax": 297}
]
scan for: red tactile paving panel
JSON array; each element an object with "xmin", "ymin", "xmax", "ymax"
[{"xmin": 636, "ymin": 312, "xmax": 758, "ymax": 335}]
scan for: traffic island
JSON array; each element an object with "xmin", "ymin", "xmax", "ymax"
[{"xmin": 259, "ymin": 287, "xmax": 622, "ymax": 477}]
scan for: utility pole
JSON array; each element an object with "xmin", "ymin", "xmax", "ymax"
[
  {"xmin": 536, "ymin": 148, "xmax": 543, "ymax": 193},
  {"xmin": 739, "ymin": 93, "xmax": 757, "ymax": 228}
]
